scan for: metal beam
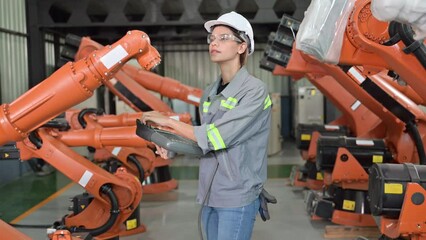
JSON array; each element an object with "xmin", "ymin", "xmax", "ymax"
[
  {"xmin": 26, "ymin": 0, "xmax": 46, "ymax": 87},
  {"xmin": 28, "ymin": 0, "xmax": 309, "ymax": 46}
]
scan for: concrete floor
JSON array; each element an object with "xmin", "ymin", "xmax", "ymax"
[{"xmin": 9, "ymin": 141, "xmax": 376, "ymax": 240}]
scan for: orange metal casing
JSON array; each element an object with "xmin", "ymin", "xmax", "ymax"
[
  {"xmin": 380, "ymin": 183, "xmax": 426, "ymax": 239},
  {"xmin": 75, "ymin": 36, "xmax": 203, "ymax": 109},
  {"xmin": 0, "ymin": 30, "xmax": 160, "ymax": 146},
  {"xmin": 17, "ymin": 129, "xmax": 143, "ymax": 239},
  {"xmin": 0, "ymin": 30, "xmax": 160, "ymax": 239},
  {"xmin": 121, "ymin": 65, "xmax": 203, "ymax": 106},
  {"xmin": 0, "ymin": 219, "xmax": 32, "ymax": 240},
  {"xmin": 64, "ymin": 109, "xmax": 179, "ymax": 194},
  {"xmin": 276, "ymin": 46, "xmax": 385, "ymax": 139},
  {"xmin": 341, "ymin": 0, "xmax": 426, "ymax": 104}
]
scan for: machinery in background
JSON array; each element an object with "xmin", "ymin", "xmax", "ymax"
[
  {"xmin": 369, "ymin": 163, "xmax": 426, "ymax": 240},
  {"xmin": 366, "ymin": 2, "xmax": 426, "ymax": 238},
  {"xmin": 268, "ymin": 93, "xmax": 283, "ymax": 156},
  {"xmin": 60, "ymin": 34, "xmax": 171, "ymax": 113},
  {"xmin": 261, "ymin": 15, "xmax": 327, "ymax": 190},
  {"xmin": 263, "ymin": 0, "xmax": 426, "ymax": 231},
  {"xmin": 21, "ymin": 109, "xmax": 189, "ymax": 237},
  {"xmin": 291, "ymin": 0, "xmax": 426, "ymax": 233},
  {"xmin": 338, "ymin": 1, "xmax": 426, "ymax": 105},
  {"xmin": 18, "ymin": 123, "xmax": 147, "ymax": 239},
  {"xmin": 293, "ymin": 85, "xmax": 324, "ymax": 136},
  {"xmin": 263, "ymin": 15, "xmax": 364, "ymax": 191},
  {"xmin": 64, "ymin": 108, "xmax": 190, "ymax": 194},
  {"xmin": 61, "ymin": 34, "xmax": 203, "ymax": 113},
  {"xmin": 0, "ymin": 30, "xmax": 160, "ymax": 239},
  {"xmin": 59, "ymin": 34, "xmax": 205, "ymax": 195}
]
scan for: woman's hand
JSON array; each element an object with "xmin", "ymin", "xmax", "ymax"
[
  {"xmin": 141, "ymin": 111, "xmax": 171, "ymax": 127},
  {"xmin": 142, "ymin": 112, "xmax": 172, "ymax": 159},
  {"xmin": 154, "ymin": 144, "xmax": 170, "ymax": 159}
]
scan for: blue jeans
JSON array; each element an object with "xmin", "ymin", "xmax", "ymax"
[{"xmin": 201, "ymin": 198, "xmax": 260, "ymax": 240}]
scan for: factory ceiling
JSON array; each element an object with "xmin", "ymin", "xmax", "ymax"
[{"xmin": 32, "ymin": 0, "xmax": 310, "ymax": 44}]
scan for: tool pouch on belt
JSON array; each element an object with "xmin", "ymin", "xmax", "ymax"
[{"xmin": 258, "ymin": 188, "xmax": 277, "ymax": 221}]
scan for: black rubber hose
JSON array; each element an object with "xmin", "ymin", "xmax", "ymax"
[
  {"xmin": 127, "ymin": 154, "xmax": 145, "ymax": 183},
  {"xmin": 9, "ymin": 223, "xmax": 51, "ymax": 228},
  {"xmin": 28, "ymin": 131, "xmax": 43, "ymax": 149},
  {"xmin": 71, "ymin": 185, "xmax": 120, "ymax": 236},
  {"xmin": 383, "ymin": 21, "xmax": 401, "ymax": 46},
  {"xmin": 77, "ymin": 108, "xmax": 104, "ymax": 129},
  {"xmin": 405, "ymin": 121, "xmax": 426, "ymax": 165},
  {"xmin": 42, "ymin": 119, "xmax": 70, "ymax": 131},
  {"xmin": 395, "ymin": 22, "xmax": 426, "ymax": 68}
]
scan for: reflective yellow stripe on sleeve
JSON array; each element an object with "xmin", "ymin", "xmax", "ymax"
[
  {"xmin": 264, "ymin": 95, "xmax": 272, "ymax": 110},
  {"xmin": 203, "ymin": 101, "xmax": 211, "ymax": 113},
  {"xmin": 220, "ymin": 97, "xmax": 238, "ymax": 110},
  {"xmin": 207, "ymin": 123, "xmax": 226, "ymax": 150}
]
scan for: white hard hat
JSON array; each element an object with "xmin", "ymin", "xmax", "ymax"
[{"xmin": 204, "ymin": 11, "xmax": 255, "ymax": 55}]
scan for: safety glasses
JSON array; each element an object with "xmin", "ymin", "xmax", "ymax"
[{"xmin": 207, "ymin": 33, "xmax": 243, "ymax": 44}]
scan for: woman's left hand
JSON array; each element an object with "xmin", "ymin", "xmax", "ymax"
[
  {"xmin": 141, "ymin": 111, "xmax": 171, "ymax": 127},
  {"xmin": 154, "ymin": 144, "xmax": 170, "ymax": 159}
]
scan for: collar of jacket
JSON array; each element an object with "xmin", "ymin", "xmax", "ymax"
[{"xmin": 210, "ymin": 67, "xmax": 249, "ymax": 98}]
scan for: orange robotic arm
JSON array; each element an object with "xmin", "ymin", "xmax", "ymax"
[
  {"xmin": 121, "ymin": 65, "xmax": 203, "ymax": 106},
  {"xmin": 286, "ymin": 49, "xmax": 421, "ymax": 189},
  {"xmin": 22, "ymin": 119, "xmax": 155, "ymax": 187},
  {"xmin": 71, "ymin": 35, "xmax": 202, "ymax": 108},
  {"xmin": 108, "ymin": 70, "xmax": 174, "ymax": 112},
  {"xmin": 64, "ymin": 108, "xmax": 191, "ymax": 130},
  {"xmin": 275, "ymin": 49, "xmax": 384, "ymax": 138},
  {"xmin": 17, "ymin": 129, "xmax": 143, "ymax": 239},
  {"xmin": 0, "ymin": 220, "xmax": 31, "ymax": 240},
  {"xmin": 72, "ymin": 36, "xmax": 172, "ymax": 112},
  {"xmin": 297, "ymin": 54, "xmax": 426, "ymax": 183},
  {"xmin": 62, "ymin": 109, "xmax": 179, "ymax": 192},
  {"xmin": 0, "ymin": 30, "xmax": 160, "ymax": 145},
  {"xmin": 272, "ymin": 44, "xmax": 386, "ymax": 193},
  {"xmin": 48, "ymin": 121, "xmax": 180, "ymax": 191},
  {"xmin": 266, "ymin": 15, "xmax": 383, "ymax": 138},
  {"xmin": 340, "ymin": 0, "xmax": 426, "ymax": 103},
  {"xmin": 271, "ymin": 7, "xmax": 426, "ymax": 182},
  {"xmin": 53, "ymin": 125, "xmax": 149, "ymax": 148},
  {"xmin": 0, "ymin": 30, "xmax": 160, "ymax": 239},
  {"xmin": 345, "ymin": 66, "xmax": 426, "ymax": 164}
]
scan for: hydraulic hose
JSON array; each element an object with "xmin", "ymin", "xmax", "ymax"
[
  {"xmin": 28, "ymin": 131, "xmax": 43, "ymax": 149},
  {"xmin": 405, "ymin": 121, "xmax": 426, "ymax": 165},
  {"xmin": 394, "ymin": 22, "xmax": 426, "ymax": 68},
  {"xmin": 383, "ymin": 21, "xmax": 400, "ymax": 46},
  {"xmin": 127, "ymin": 154, "xmax": 145, "ymax": 182},
  {"xmin": 77, "ymin": 108, "xmax": 104, "ymax": 129},
  {"xmin": 41, "ymin": 119, "xmax": 70, "ymax": 131},
  {"xmin": 71, "ymin": 184, "xmax": 120, "ymax": 236},
  {"xmin": 9, "ymin": 223, "xmax": 51, "ymax": 229}
]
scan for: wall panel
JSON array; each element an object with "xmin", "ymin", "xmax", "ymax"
[
  {"xmin": 0, "ymin": 0, "xmax": 28, "ymax": 102},
  {"xmin": 0, "ymin": 0, "xmax": 30, "ymax": 184}
]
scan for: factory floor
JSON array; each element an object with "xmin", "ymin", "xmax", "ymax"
[{"xmin": 0, "ymin": 140, "xmax": 377, "ymax": 240}]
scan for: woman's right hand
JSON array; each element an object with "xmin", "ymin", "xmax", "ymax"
[{"xmin": 141, "ymin": 111, "xmax": 171, "ymax": 127}]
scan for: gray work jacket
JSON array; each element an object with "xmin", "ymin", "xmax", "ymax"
[{"xmin": 193, "ymin": 67, "xmax": 272, "ymax": 208}]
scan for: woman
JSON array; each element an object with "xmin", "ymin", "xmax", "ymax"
[{"xmin": 141, "ymin": 11, "xmax": 272, "ymax": 240}]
